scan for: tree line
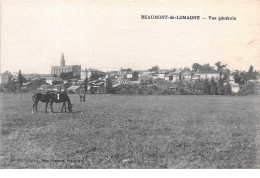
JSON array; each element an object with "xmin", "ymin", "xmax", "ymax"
[{"xmin": 1, "ymin": 62, "xmax": 259, "ymax": 94}]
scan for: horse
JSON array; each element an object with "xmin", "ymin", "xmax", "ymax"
[{"xmin": 32, "ymin": 91, "xmax": 72, "ymax": 113}]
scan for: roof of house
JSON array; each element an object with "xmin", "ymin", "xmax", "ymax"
[
  {"xmin": 67, "ymin": 85, "xmax": 80, "ymax": 91},
  {"xmin": 195, "ymin": 72, "xmax": 219, "ymax": 75},
  {"xmin": 95, "ymin": 82, "xmax": 105, "ymax": 85},
  {"xmin": 129, "ymin": 81, "xmax": 141, "ymax": 84},
  {"xmin": 54, "ymin": 84, "xmax": 64, "ymax": 87},
  {"xmin": 45, "ymin": 77, "xmax": 63, "ymax": 81},
  {"xmin": 165, "ymin": 74, "xmax": 173, "ymax": 77},
  {"xmin": 182, "ymin": 72, "xmax": 193, "ymax": 75},
  {"xmin": 112, "ymin": 83, "xmax": 121, "ymax": 87},
  {"xmin": 171, "ymin": 71, "xmax": 182, "ymax": 75},
  {"xmin": 158, "ymin": 72, "xmax": 166, "ymax": 74}
]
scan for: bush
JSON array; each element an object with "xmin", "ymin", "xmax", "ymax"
[
  {"xmin": 110, "ymin": 81, "xmax": 258, "ymax": 96},
  {"xmin": 238, "ymin": 83, "xmax": 255, "ymax": 95},
  {"xmin": 224, "ymin": 83, "xmax": 232, "ymax": 95},
  {"xmin": 137, "ymin": 86, "xmax": 144, "ymax": 94},
  {"xmin": 147, "ymin": 88, "xmax": 155, "ymax": 95}
]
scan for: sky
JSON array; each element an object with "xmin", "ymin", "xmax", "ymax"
[{"xmin": 1, "ymin": 0, "xmax": 259, "ymax": 74}]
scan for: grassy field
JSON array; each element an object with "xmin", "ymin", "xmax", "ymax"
[{"xmin": 0, "ymin": 93, "xmax": 259, "ymax": 168}]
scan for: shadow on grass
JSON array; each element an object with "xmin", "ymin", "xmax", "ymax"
[{"xmin": 32, "ymin": 110, "xmax": 83, "ymax": 114}]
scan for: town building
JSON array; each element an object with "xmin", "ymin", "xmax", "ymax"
[
  {"xmin": 206, "ymin": 73, "xmax": 220, "ymax": 80},
  {"xmin": 172, "ymin": 71, "xmax": 181, "ymax": 82},
  {"xmin": 126, "ymin": 72, "xmax": 133, "ymax": 79},
  {"xmin": 142, "ymin": 71, "xmax": 156, "ymax": 76},
  {"xmin": 182, "ymin": 72, "xmax": 193, "ymax": 80},
  {"xmin": 119, "ymin": 68, "xmax": 132, "ymax": 79},
  {"xmin": 164, "ymin": 74, "xmax": 173, "ymax": 81},
  {"xmin": 192, "ymin": 72, "xmax": 220, "ymax": 81},
  {"xmin": 80, "ymin": 69, "xmax": 99, "ymax": 80},
  {"xmin": 157, "ymin": 72, "xmax": 166, "ymax": 79},
  {"xmin": 45, "ymin": 77, "xmax": 64, "ymax": 85},
  {"xmin": 152, "ymin": 74, "xmax": 159, "ymax": 80},
  {"xmin": 51, "ymin": 53, "xmax": 81, "ymax": 76},
  {"xmin": 105, "ymin": 71, "xmax": 118, "ymax": 79}
]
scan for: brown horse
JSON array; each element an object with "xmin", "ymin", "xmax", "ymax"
[{"xmin": 32, "ymin": 91, "xmax": 72, "ymax": 113}]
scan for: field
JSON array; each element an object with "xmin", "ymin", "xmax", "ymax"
[{"xmin": 0, "ymin": 93, "xmax": 260, "ymax": 168}]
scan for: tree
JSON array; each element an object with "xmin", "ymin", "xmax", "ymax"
[
  {"xmin": 84, "ymin": 77, "xmax": 88, "ymax": 93},
  {"xmin": 52, "ymin": 80, "xmax": 63, "ymax": 85},
  {"xmin": 202, "ymin": 78, "xmax": 210, "ymax": 94},
  {"xmin": 149, "ymin": 65, "xmax": 159, "ymax": 72},
  {"xmin": 18, "ymin": 70, "xmax": 26, "ymax": 91},
  {"xmin": 240, "ymin": 72, "xmax": 249, "ymax": 84},
  {"xmin": 182, "ymin": 67, "xmax": 191, "ymax": 73},
  {"xmin": 222, "ymin": 69, "xmax": 230, "ymax": 82},
  {"xmin": 132, "ymin": 71, "xmax": 139, "ymax": 81},
  {"xmin": 3, "ymin": 71, "xmax": 13, "ymax": 84},
  {"xmin": 90, "ymin": 84, "xmax": 95, "ymax": 94},
  {"xmin": 224, "ymin": 83, "xmax": 232, "ymax": 95},
  {"xmin": 90, "ymin": 71, "xmax": 106, "ymax": 80},
  {"xmin": 248, "ymin": 65, "xmax": 254, "ymax": 79},
  {"xmin": 80, "ymin": 77, "xmax": 88, "ymax": 102},
  {"xmin": 200, "ymin": 63, "xmax": 215, "ymax": 73},
  {"xmin": 35, "ymin": 78, "xmax": 46, "ymax": 87},
  {"xmin": 106, "ymin": 77, "xmax": 113, "ymax": 94},
  {"xmin": 192, "ymin": 63, "xmax": 201, "ymax": 72},
  {"xmin": 52, "ymin": 74, "xmax": 57, "ymax": 78},
  {"xmin": 194, "ymin": 80, "xmax": 204, "ymax": 91},
  {"xmin": 217, "ymin": 78, "xmax": 225, "ymax": 95},
  {"xmin": 251, "ymin": 70, "xmax": 257, "ymax": 80},
  {"xmin": 59, "ymin": 72, "xmax": 74, "ymax": 81},
  {"xmin": 215, "ymin": 61, "xmax": 227, "ymax": 77},
  {"xmin": 18, "ymin": 70, "xmax": 23, "ymax": 87},
  {"xmin": 215, "ymin": 61, "xmax": 227, "ymax": 72},
  {"xmin": 209, "ymin": 78, "xmax": 218, "ymax": 95},
  {"xmin": 234, "ymin": 72, "xmax": 242, "ymax": 84}
]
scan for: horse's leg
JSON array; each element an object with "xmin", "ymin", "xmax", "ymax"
[
  {"xmin": 45, "ymin": 102, "xmax": 48, "ymax": 113},
  {"xmin": 50, "ymin": 102, "xmax": 53, "ymax": 113},
  {"xmin": 64, "ymin": 102, "xmax": 67, "ymax": 112},
  {"xmin": 61, "ymin": 102, "xmax": 66, "ymax": 112},
  {"xmin": 32, "ymin": 101, "xmax": 39, "ymax": 113},
  {"xmin": 35, "ymin": 101, "xmax": 39, "ymax": 112},
  {"xmin": 61, "ymin": 102, "xmax": 64, "ymax": 112},
  {"xmin": 32, "ymin": 101, "xmax": 36, "ymax": 113}
]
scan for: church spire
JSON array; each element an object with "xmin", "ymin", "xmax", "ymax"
[{"xmin": 60, "ymin": 52, "xmax": 65, "ymax": 66}]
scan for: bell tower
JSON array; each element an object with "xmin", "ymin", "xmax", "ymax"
[{"xmin": 60, "ymin": 52, "xmax": 65, "ymax": 66}]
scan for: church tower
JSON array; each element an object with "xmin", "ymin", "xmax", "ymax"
[{"xmin": 60, "ymin": 52, "xmax": 65, "ymax": 66}]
